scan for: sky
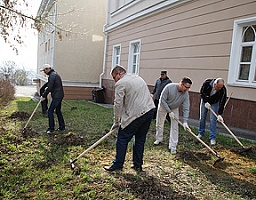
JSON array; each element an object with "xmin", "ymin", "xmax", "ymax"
[{"xmin": 0, "ymin": 0, "xmax": 41, "ymax": 72}]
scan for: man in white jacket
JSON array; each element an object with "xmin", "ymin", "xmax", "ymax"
[
  {"xmin": 154, "ymin": 77, "xmax": 192, "ymax": 155},
  {"xmin": 104, "ymin": 65, "xmax": 155, "ymax": 172}
]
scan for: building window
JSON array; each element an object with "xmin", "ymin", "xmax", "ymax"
[
  {"xmin": 128, "ymin": 40, "xmax": 141, "ymax": 74},
  {"xmin": 112, "ymin": 44, "xmax": 121, "ymax": 68},
  {"xmin": 45, "ymin": 42, "xmax": 48, "ymax": 52},
  {"xmin": 48, "ymin": 39, "xmax": 50, "ymax": 51},
  {"xmin": 228, "ymin": 17, "xmax": 256, "ymax": 88}
]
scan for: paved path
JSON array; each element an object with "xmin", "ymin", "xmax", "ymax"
[{"xmin": 15, "ymin": 85, "xmax": 37, "ymax": 97}]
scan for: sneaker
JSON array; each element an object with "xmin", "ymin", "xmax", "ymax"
[
  {"xmin": 170, "ymin": 149, "xmax": 177, "ymax": 155},
  {"xmin": 210, "ymin": 139, "xmax": 216, "ymax": 145},
  {"xmin": 46, "ymin": 129, "xmax": 54, "ymax": 134},
  {"xmin": 197, "ymin": 134, "xmax": 203, "ymax": 139},
  {"xmin": 153, "ymin": 140, "xmax": 162, "ymax": 145}
]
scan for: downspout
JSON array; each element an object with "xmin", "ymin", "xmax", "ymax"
[
  {"xmin": 52, "ymin": 1, "xmax": 57, "ymax": 69},
  {"xmin": 99, "ymin": 0, "xmax": 110, "ymax": 88}
]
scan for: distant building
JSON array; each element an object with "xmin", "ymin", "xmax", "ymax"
[
  {"xmin": 101, "ymin": 0, "xmax": 256, "ymax": 132},
  {"xmin": 35, "ymin": 0, "xmax": 106, "ymax": 100}
]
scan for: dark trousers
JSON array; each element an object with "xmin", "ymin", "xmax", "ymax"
[
  {"xmin": 153, "ymin": 99, "xmax": 170, "ymax": 122},
  {"xmin": 40, "ymin": 87, "xmax": 48, "ymax": 114},
  {"xmin": 112, "ymin": 109, "xmax": 154, "ymax": 169},
  {"xmin": 48, "ymin": 98, "xmax": 65, "ymax": 130}
]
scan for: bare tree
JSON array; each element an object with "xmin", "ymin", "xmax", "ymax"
[
  {"xmin": 0, "ymin": 0, "xmax": 88, "ymax": 54},
  {"xmin": 14, "ymin": 68, "xmax": 27, "ymax": 85},
  {"xmin": 0, "ymin": 61, "xmax": 17, "ymax": 84}
]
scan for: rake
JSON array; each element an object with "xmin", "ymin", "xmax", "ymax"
[
  {"xmin": 173, "ymin": 116, "xmax": 224, "ymax": 165},
  {"xmin": 22, "ymin": 99, "xmax": 42, "ymax": 134},
  {"xmin": 207, "ymin": 106, "xmax": 252, "ymax": 154},
  {"xmin": 70, "ymin": 128, "xmax": 117, "ymax": 170},
  {"xmin": 63, "ymin": 100, "xmax": 77, "ymax": 110}
]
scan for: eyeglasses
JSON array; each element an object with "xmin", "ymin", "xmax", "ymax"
[{"xmin": 182, "ymin": 83, "xmax": 190, "ymax": 89}]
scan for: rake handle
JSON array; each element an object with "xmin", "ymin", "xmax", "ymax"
[
  {"xmin": 173, "ymin": 116, "xmax": 221, "ymax": 158},
  {"xmin": 208, "ymin": 107, "xmax": 244, "ymax": 147},
  {"xmin": 24, "ymin": 99, "xmax": 42, "ymax": 129},
  {"xmin": 73, "ymin": 128, "xmax": 117, "ymax": 162},
  {"xmin": 63, "ymin": 100, "xmax": 74, "ymax": 108}
]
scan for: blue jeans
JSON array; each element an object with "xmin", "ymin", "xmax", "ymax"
[
  {"xmin": 48, "ymin": 98, "xmax": 65, "ymax": 130},
  {"xmin": 198, "ymin": 100, "xmax": 218, "ymax": 140},
  {"xmin": 112, "ymin": 109, "xmax": 154, "ymax": 169}
]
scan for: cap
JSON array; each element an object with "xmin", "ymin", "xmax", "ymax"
[
  {"xmin": 161, "ymin": 70, "xmax": 167, "ymax": 74},
  {"xmin": 40, "ymin": 64, "xmax": 51, "ymax": 71}
]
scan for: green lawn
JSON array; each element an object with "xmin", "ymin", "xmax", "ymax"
[{"xmin": 0, "ymin": 97, "xmax": 255, "ymax": 199}]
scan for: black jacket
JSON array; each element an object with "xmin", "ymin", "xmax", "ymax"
[
  {"xmin": 200, "ymin": 78, "xmax": 227, "ymax": 115},
  {"xmin": 152, "ymin": 77, "xmax": 172, "ymax": 100},
  {"xmin": 42, "ymin": 69, "xmax": 64, "ymax": 99}
]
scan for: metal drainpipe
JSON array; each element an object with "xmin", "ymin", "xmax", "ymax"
[{"xmin": 99, "ymin": 0, "xmax": 110, "ymax": 88}]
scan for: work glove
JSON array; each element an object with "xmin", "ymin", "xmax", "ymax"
[
  {"xmin": 183, "ymin": 122, "xmax": 191, "ymax": 132},
  {"xmin": 110, "ymin": 121, "xmax": 120, "ymax": 131},
  {"xmin": 40, "ymin": 96, "xmax": 45, "ymax": 101},
  {"xmin": 217, "ymin": 115, "xmax": 224, "ymax": 123},
  {"xmin": 170, "ymin": 112, "xmax": 175, "ymax": 120},
  {"xmin": 205, "ymin": 102, "xmax": 211, "ymax": 109}
]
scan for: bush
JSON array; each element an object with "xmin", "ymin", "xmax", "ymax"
[{"xmin": 0, "ymin": 79, "xmax": 15, "ymax": 106}]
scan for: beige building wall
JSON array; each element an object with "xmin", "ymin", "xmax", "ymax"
[
  {"xmin": 37, "ymin": 0, "xmax": 106, "ymax": 87},
  {"xmin": 54, "ymin": 0, "xmax": 106, "ymax": 84},
  {"xmin": 103, "ymin": 0, "xmax": 256, "ymax": 101},
  {"xmin": 102, "ymin": 0, "xmax": 256, "ymax": 131}
]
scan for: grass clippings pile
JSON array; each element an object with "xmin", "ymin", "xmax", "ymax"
[{"xmin": 0, "ymin": 97, "xmax": 255, "ymax": 199}]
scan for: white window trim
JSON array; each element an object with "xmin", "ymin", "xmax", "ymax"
[
  {"xmin": 128, "ymin": 39, "xmax": 141, "ymax": 75},
  {"xmin": 111, "ymin": 0, "xmax": 142, "ymax": 17},
  {"xmin": 112, "ymin": 44, "xmax": 121, "ymax": 68},
  {"xmin": 228, "ymin": 16, "xmax": 256, "ymax": 88}
]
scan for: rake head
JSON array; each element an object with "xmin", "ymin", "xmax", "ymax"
[
  {"xmin": 238, "ymin": 147, "xmax": 252, "ymax": 154},
  {"xmin": 70, "ymin": 159, "xmax": 76, "ymax": 170},
  {"xmin": 22, "ymin": 128, "xmax": 27, "ymax": 134},
  {"xmin": 71, "ymin": 107, "xmax": 77, "ymax": 111},
  {"xmin": 213, "ymin": 156, "xmax": 224, "ymax": 166}
]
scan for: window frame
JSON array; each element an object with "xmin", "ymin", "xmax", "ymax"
[
  {"xmin": 127, "ymin": 39, "xmax": 141, "ymax": 75},
  {"xmin": 228, "ymin": 16, "xmax": 256, "ymax": 88},
  {"xmin": 112, "ymin": 44, "xmax": 121, "ymax": 68}
]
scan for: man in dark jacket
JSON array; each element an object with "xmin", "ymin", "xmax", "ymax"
[
  {"xmin": 197, "ymin": 78, "xmax": 227, "ymax": 145},
  {"xmin": 40, "ymin": 82, "xmax": 48, "ymax": 114},
  {"xmin": 151, "ymin": 70, "xmax": 172, "ymax": 120},
  {"xmin": 40, "ymin": 64, "xmax": 65, "ymax": 133}
]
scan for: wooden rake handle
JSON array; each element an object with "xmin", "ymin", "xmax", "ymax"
[
  {"xmin": 74, "ymin": 128, "xmax": 117, "ymax": 162},
  {"xmin": 24, "ymin": 99, "xmax": 42, "ymax": 129},
  {"xmin": 208, "ymin": 106, "xmax": 244, "ymax": 147},
  {"xmin": 173, "ymin": 116, "xmax": 221, "ymax": 158}
]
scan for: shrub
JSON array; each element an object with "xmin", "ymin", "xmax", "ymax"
[{"xmin": 0, "ymin": 79, "xmax": 15, "ymax": 106}]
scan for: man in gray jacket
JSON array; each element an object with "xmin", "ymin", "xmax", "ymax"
[
  {"xmin": 154, "ymin": 77, "xmax": 192, "ymax": 155},
  {"xmin": 104, "ymin": 65, "xmax": 155, "ymax": 172},
  {"xmin": 40, "ymin": 64, "xmax": 65, "ymax": 134}
]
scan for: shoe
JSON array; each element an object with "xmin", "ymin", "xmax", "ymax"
[
  {"xmin": 197, "ymin": 134, "xmax": 203, "ymax": 139},
  {"xmin": 131, "ymin": 164, "xmax": 142, "ymax": 172},
  {"xmin": 103, "ymin": 165, "xmax": 122, "ymax": 172},
  {"xmin": 46, "ymin": 129, "xmax": 54, "ymax": 134},
  {"xmin": 210, "ymin": 139, "xmax": 216, "ymax": 145},
  {"xmin": 170, "ymin": 149, "xmax": 176, "ymax": 155},
  {"xmin": 154, "ymin": 140, "xmax": 162, "ymax": 145},
  {"xmin": 56, "ymin": 127, "xmax": 65, "ymax": 131}
]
